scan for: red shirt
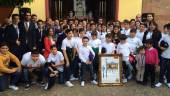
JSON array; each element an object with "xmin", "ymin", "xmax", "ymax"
[{"xmin": 145, "ymin": 47, "xmax": 159, "ymax": 65}]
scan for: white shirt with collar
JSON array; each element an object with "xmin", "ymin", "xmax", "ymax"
[
  {"xmin": 21, "ymin": 52, "xmax": 46, "ymax": 67},
  {"xmin": 146, "ymin": 31, "xmax": 153, "ymax": 40},
  {"xmin": 97, "ymin": 32, "xmax": 107, "ymax": 43},
  {"xmin": 78, "ymin": 45, "xmax": 95, "ymax": 63},
  {"xmin": 47, "ymin": 51, "xmax": 64, "ymax": 72}
]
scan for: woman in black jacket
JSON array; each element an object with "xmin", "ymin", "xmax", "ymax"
[{"xmin": 142, "ymin": 21, "xmax": 162, "ymax": 50}]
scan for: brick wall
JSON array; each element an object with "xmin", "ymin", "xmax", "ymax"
[{"xmin": 142, "ymin": 0, "xmax": 170, "ymax": 30}]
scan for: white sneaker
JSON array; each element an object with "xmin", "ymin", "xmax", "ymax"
[
  {"xmin": 81, "ymin": 81, "xmax": 85, "ymax": 87},
  {"xmin": 65, "ymin": 81, "xmax": 74, "ymax": 87},
  {"xmin": 9, "ymin": 85, "xmax": 19, "ymax": 91},
  {"xmin": 91, "ymin": 80, "xmax": 98, "ymax": 85},
  {"xmin": 122, "ymin": 79, "xmax": 127, "ymax": 83},
  {"xmin": 155, "ymin": 82, "xmax": 162, "ymax": 87},
  {"xmin": 167, "ymin": 83, "xmax": 170, "ymax": 88},
  {"xmin": 44, "ymin": 83, "xmax": 49, "ymax": 90}
]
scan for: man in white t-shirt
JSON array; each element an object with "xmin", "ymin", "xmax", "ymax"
[
  {"xmin": 127, "ymin": 28, "xmax": 143, "ymax": 54},
  {"xmin": 47, "ymin": 45, "xmax": 64, "ymax": 84},
  {"xmin": 155, "ymin": 23, "xmax": 170, "ymax": 88},
  {"xmin": 21, "ymin": 49, "xmax": 46, "ymax": 90}
]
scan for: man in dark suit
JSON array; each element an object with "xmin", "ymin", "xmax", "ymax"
[
  {"xmin": 36, "ymin": 20, "xmax": 46, "ymax": 54},
  {"xmin": 19, "ymin": 12, "xmax": 37, "ymax": 55},
  {"xmin": 4, "ymin": 14, "xmax": 22, "ymax": 60}
]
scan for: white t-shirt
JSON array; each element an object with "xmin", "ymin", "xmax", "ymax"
[
  {"xmin": 78, "ymin": 45, "xmax": 95, "ymax": 63},
  {"xmin": 160, "ymin": 35, "xmax": 170, "ymax": 59},
  {"xmin": 101, "ymin": 42, "xmax": 115, "ymax": 54},
  {"xmin": 47, "ymin": 51, "xmax": 64, "ymax": 72},
  {"xmin": 89, "ymin": 38, "xmax": 102, "ymax": 49},
  {"xmin": 117, "ymin": 42, "xmax": 131, "ymax": 61},
  {"xmin": 136, "ymin": 31, "xmax": 145, "ymax": 41},
  {"xmin": 121, "ymin": 28, "xmax": 130, "ymax": 36},
  {"xmin": 161, "ymin": 32, "xmax": 168, "ymax": 39},
  {"xmin": 21, "ymin": 52, "xmax": 46, "ymax": 67},
  {"xmin": 146, "ymin": 31, "xmax": 153, "ymax": 40},
  {"xmin": 61, "ymin": 37, "xmax": 76, "ymax": 50},
  {"xmin": 127, "ymin": 37, "xmax": 143, "ymax": 53},
  {"xmin": 97, "ymin": 32, "xmax": 107, "ymax": 43},
  {"xmin": 85, "ymin": 31, "xmax": 92, "ymax": 40}
]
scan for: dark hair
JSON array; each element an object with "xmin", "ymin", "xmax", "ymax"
[
  {"xmin": 105, "ymin": 33, "xmax": 112, "ymax": 38},
  {"xmin": 145, "ymin": 39, "xmax": 153, "ymax": 45},
  {"xmin": 136, "ymin": 46, "xmax": 145, "ymax": 53},
  {"xmin": 138, "ymin": 46, "xmax": 145, "ymax": 51},
  {"xmin": 166, "ymin": 23, "xmax": 170, "ymax": 30},
  {"xmin": 130, "ymin": 28, "xmax": 137, "ymax": 33},
  {"xmin": 31, "ymin": 14, "xmax": 37, "ymax": 17},
  {"xmin": 82, "ymin": 36, "xmax": 89, "ymax": 41},
  {"xmin": 119, "ymin": 34, "xmax": 127, "ymax": 40},
  {"xmin": 65, "ymin": 29, "xmax": 72, "ymax": 34},
  {"xmin": 79, "ymin": 28, "xmax": 84, "ymax": 32},
  {"xmin": 37, "ymin": 19, "xmax": 43, "ymax": 23},
  {"xmin": 123, "ymin": 19, "xmax": 130, "ymax": 24},
  {"xmin": 50, "ymin": 45, "xmax": 57, "ymax": 49},
  {"xmin": 130, "ymin": 19, "xmax": 135, "ymax": 22},
  {"xmin": 12, "ymin": 14, "xmax": 19, "ymax": 20},
  {"xmin": 91, "ymin": 30, "xmax": 98, "ymax": 36},
  {"xmin": 140, "ymin": 22, "xmax": 147, "ymax": 27},
  {"xmin": 31, "ymin": 49, "xmax": 40, "ymax": 55},
  {"xmin": 46, "ymin": 27, "xmax": 54, "ymax": 36},
  {"xmin": 0, "ymin": 42, "xmax": 9, "ymax": 47},
  {"xmin": 149, "ymin": 21, "xmax": 161, "ymax": 39}
]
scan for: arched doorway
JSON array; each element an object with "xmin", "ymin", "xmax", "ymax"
[{"xmin": 49, "ymin": 0, "xmax": 118, "ymax": 22}]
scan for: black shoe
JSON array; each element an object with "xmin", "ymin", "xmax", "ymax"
[{"xmin": 25, "ymin": 84, "xmax": 30, "ymax": 90}]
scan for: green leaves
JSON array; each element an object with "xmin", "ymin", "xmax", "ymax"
[{"xmin": 0, "ymin": 0, "xmax": 33, "ymax": 6}]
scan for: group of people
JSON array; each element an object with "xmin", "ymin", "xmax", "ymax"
[{"xmin": 0, "ymin": 12, "xmax": 170, "ymax": 92}]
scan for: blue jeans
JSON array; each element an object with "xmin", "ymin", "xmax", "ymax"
[
  {"xmin": 23, "ymin": 68, "xmax": 44, "ymax": 84},
  {"xmin": 0, "ymin": 75, "xmax": 8, "ymax": 92},
  {"xmin": 0, "ymin": 71, "xmax": 20, "ymax": 92}
]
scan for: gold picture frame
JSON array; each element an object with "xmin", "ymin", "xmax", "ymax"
[{"xmin": 98, "ymin": 54, "xmax": 123, "ymax": 86}]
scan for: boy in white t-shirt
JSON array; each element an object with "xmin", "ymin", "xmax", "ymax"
[
  {"xmin": 127, "ymin": 28, "xmax": 143, "ymax": 54},
  {"xmin": 44, "ymin": 45, "xmax": 65, "ymax": 90},
  {"xmin": 101, "ymin": 33, "xmax": 115, "ymax": 54},
  {"xmin": 121, "ymin": 20, "xmax": 131, "ymax": 36},
  {"xmin": 79, "ymin": 36, "xmax": 98, "ymax": 86},
  {"xmin": 155, "ymin": 23, "xmax": 170, "ymax": 88},
  {"xmin": 117, "ymin": 34, "xmax": 133, "ymax": 82},
  {"xmin": 61, "ymin": 29, "xmax": 76, "ymax": 87},
  {"xmin": 21, "ymin": 49, "xmax": 46, "ymax": 90},
  {"xmin": 89, "ymin": 31, "xmax": 102, "ymax": 79}
]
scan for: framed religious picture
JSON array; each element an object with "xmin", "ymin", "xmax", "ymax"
[{"xmin": 98, "ymin": 54, "xmax": 123, "ymax": 86}]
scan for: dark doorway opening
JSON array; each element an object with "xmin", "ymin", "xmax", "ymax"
[{"xmin": 49, "ymin": 0, "xmax": 117, "ymax": 22}]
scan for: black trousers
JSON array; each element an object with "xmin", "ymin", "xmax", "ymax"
[
  {"xmin": 144, "ymin": 64, "xmax": 156, "ymax": 86},
  {"xmin": 80, "ymin": 62, "xmax": 94, "ymax": 82},
  {"xmin": 159, "ymin": 58, "xmax": 170, "ymax": 83},
  {"xmin": 46, "ymin": 76, "xmax": 56, "ymax": 90}
]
